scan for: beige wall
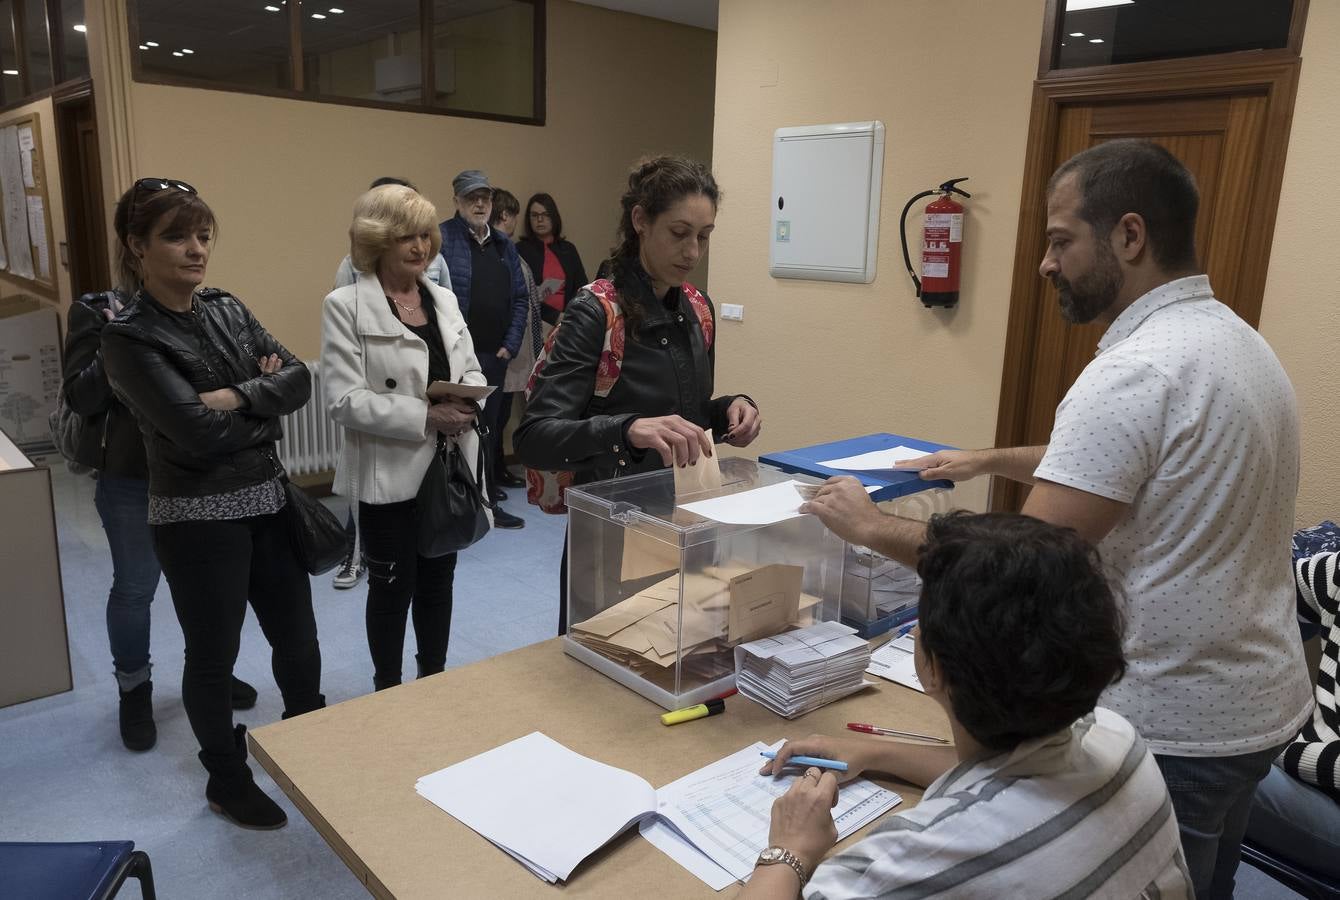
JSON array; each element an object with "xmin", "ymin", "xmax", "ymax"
[
  {"xmin": 709, "ymin": 0, "xmax": 1044, "ymax": 511},
  {"xmin": 1258, "ymin": 1, "xmax": 1340, "ymax": 527},
  {"xmin": 0, "ymin": 96, "xmax": 74, "ymax": 312},
  {"xmin": 713, "ymin": 0, "xmax": 1340, "ymax": 524},
  {"xmin": 92, "ymin": 0, "xmax": 715, "ymax": 359}
]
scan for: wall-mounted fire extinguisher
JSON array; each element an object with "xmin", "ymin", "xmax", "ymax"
[{"xmin": 899, "ymin": 178, "xmax": 971, "ymax": 308}]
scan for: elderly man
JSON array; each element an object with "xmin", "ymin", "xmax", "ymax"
[
  {"xmin": 803, "ymin": 139, "xmax": 1311, "ymax": 900},
  {"xmin": 439, "ymin": 169, "xmax": 529, "ymax": 529}
]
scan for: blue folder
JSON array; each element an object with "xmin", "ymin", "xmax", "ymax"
[{"xmin": 760, "ymin": 433, "xmax": 956, "ymax": 502}]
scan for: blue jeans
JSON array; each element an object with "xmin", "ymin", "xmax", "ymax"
[
  {"xmin": 1246, "ymin": 764, "xmax": 1340, "ymax": 878},
  {"xmin": 1155, "ymin": 742, "xmax": 1287, "ymax": 899},
  {"xmin": 93, "ymin": 475, "xmax": 163, "ymax": 692}
]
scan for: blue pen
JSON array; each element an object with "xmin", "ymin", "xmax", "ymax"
[
  {"xmin": 759, "ymin": 750, "xmax": 849, "ymax": 772},
  {"xmin": 896, "ymin": 620, "xmax": 919, "ymax": 638}
]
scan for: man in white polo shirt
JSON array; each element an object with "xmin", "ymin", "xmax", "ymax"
[{"xmin": 802, "ymin": 139, "xmax": 1311, "ymax": 899}]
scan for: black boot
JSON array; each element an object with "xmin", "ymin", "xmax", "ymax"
[
  {"xmin": 230, "ymin": 676, "xmax": 258, "ymax": 711},
  {"xmin": 281, "ymin": 694, "xmax": 326, "ymax": 721},
  {"xmin": 118, "ymin": 680, "xmax": 157, "ymax": 752},
  {"xmin": 200, "ymin": 724, "xmax": 287, "ymax": 830}
]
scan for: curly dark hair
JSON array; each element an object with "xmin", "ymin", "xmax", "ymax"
[
  {"xmin": 916, "ymin": 511, "xmax": 1127, "ymax": 752},
  {"xmin": 608, "ymin": 156, "xmax": 720, "ymax": 337}
]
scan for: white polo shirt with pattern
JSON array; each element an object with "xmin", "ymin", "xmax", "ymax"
[{"xmin": 1034, "ymin": 275, "xmax": 1312, "ymax": 757}]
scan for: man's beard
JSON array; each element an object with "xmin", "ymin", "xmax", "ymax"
[{"xmin": 1054, "ymin": 242, "xmax": 1122, "ymax": 324}]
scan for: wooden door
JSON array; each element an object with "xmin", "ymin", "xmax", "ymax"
[
  {"xmin": 992, "ymin": 59, "xmax": 1301, "ymax": 512},
  {"xmin": 55, "ymin": 85, "xmax": 110, "ymax": 300}
]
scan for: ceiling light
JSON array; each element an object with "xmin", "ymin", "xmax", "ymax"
[
  {"xmin": 181, "ymin": 48, "xmax": 194, "ymax": 54},
  {"xmin": 311, "ymin": 12, "xmax": 326, "ymax": 18},
  {"xmin": 264, "ymin": 4, "xmax": 280, "ymax": 9},
  {"xmin": 2, "ymin": 69, "xmax": 17, "ymax": 75},
  {"xmin": 1068, "ymin": 31, "xmax": 1085, "ymax": 37},
  {"xmin": 172, "ymin": 51, "xmax": 183, "ymax": 57},
  {"xmin": 1065, "ymin": 0, "xmax": 1134, "ymax": 10},
  {"xmin": 145, "ymin": 41, "xmax": 159, "ymax": 47},
  {"xmin": 139, "ymin": 44, "xmax": 148, "ymax": 49},
  {"xmin": 329, "ymin": 6, "xmax": 344, "ymax": 12},
  {"xmin": 1089, "ymin": 37, "xmax": 1105, "ymax": 43},
  {"xmin": 72, "ymin": 23, "xmax": 86, "ymax": 33}
]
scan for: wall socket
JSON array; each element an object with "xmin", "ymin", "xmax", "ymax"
[{"xmin": 720, "ymin": 303, "xmax": 744, "ymax": 321}]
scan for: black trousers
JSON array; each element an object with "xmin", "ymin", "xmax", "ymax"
[
  {"xmin": 359, "ymin": 499, "xmax": 457, "ymax": 689},
  {"xmin": 478, "ymin": 353, "xmax": 508, "ymax": 492},
  {"xmin": 153, "ymin": 511, "xmax": 322, "ymax": 765}
]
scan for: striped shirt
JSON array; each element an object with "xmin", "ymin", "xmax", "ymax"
[
  {"xmin": 1283, "ymin": 552, "xmax": 1340, "ymax": 799},
  {"xmin": 805, "ymin": 708, "xmax": 1191, "ymax": 899}
]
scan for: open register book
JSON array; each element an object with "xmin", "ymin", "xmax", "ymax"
[{"xmin": 415, "ymin": 732, "xmax": 902, "ymax": 888}]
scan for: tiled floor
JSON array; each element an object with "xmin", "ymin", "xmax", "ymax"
[{"xmin": 0, "ymin": 466, "xmax": 1305, "ymax": 898}]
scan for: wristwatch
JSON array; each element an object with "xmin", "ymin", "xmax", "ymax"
[{"xmin": 756, "ymin": 845, "xmax": 808, "ymax": 885}]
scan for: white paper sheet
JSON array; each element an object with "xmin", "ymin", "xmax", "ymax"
[
  {"xmin": 640, "ymin": 818, "xmax": 737, "ymax": 891},
  {"xmin": 26, "ymin": 196, "xmax": 46, "ymax": 280},
  {"xmin": 678, "ymin": 480, "xmax": 878, "ymax": 526},
  {"xmin": 819, "ymin": 445, "xmax": 930, "ymax": 471},
  {"xmin": 415, "ymin": 732, "xmax": 658, "ymax": 883},
  {"xmin": 652, "ymin": 741, "xmax": 903, "ymax": 883},
  {"xmin": 0, "ymin": 126, "xmax": 33, "ymax": 280},
  {"xmin": 866, "ymin": 633, "xmax": 925, "ymax": 693}
]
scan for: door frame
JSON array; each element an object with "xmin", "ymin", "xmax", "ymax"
[
  {"xmin": 990, "ymin": 55, "xmax": 1303, "ymax": 512},
  {"xmin": 53, "ymin": 78, "xmax": 110, "ymax": 300}
]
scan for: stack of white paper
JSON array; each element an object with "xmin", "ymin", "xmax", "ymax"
[
  {"xmin": 733, "ymin": 621, "xmax": 873, "ymax": 718},
  {"xmin": 415, "ymin": 732, "xmax": 902, "ymax": 888}
]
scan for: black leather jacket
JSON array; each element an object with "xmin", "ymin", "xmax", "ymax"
[
  {"xmin": 515, "ymin": 262, "xmax": 748, "ymax": 485},
  {"xmin": 61, "ymin": 291, "xmax": 148, "ymax": 479},
  {"xmin": 101, "ymin": 288, "xmax": 310, "ymax": 498}
]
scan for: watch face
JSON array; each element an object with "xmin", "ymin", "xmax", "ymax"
[{"xmin": 761, "ymin": 847, "xmax": 782, "ymax": 862}]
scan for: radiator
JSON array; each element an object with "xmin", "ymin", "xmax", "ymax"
[{"xmin": 276, "ymin": 359, "xmax": 342, "ymax": 477}]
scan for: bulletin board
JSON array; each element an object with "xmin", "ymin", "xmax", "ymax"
[{"xmin": 0, "ymin": 112, "xmax": 56, "ymax": 294}]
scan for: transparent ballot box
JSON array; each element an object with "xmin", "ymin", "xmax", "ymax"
[
  {"xmin": 563, "ymin": 458, "xmax": 843, "ymax": 710},
  {"xmin": 840, "ymin": 487, "xmax": 953, "ymax": 638}
]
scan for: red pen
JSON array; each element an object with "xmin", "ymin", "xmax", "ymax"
[{"xmin": 847, "ymin": 722, "xmax": 950, "ymax": 744}]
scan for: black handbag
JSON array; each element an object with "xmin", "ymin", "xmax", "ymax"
[
  {"xmin": 416, "ymin": 429, "xmax": 492, "ymax": 558},
  {"xmin": 284, "ymin": 479, "xmax": 348, "ymax": 575}
]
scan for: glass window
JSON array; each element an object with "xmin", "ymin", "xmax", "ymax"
[
  {"xmin": 433, "ymin": 0, "xmax": 534, "ymax": 119},
  {"xmin": 60, "ymin": 0, "xmax": 89, "ymax": 82},
  {"xmin": 301, "ymin": 1, "xmax": 422, "ymax": 105},
  {"xmin": 133, "ymin": 0, "xmax": 292, "ymax": 90},
  {"xmin": 1057, "ymin": 0, "xmax": 1294, "ymax": 70},
  {"xmin": 18, "ymin": 0, "xmax": 50, "ymax": 91},
  {"xmin": 0, "ymin": 1, "xmax": 21, "ymax": 105}
]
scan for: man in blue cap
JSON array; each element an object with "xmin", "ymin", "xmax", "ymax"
[{"xmin": 439, "ymin": 169, "xmax": 528, "ymax": 529}]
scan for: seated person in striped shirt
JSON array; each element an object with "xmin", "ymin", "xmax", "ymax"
[
  {"xmin": 748, "ymin": 512, "xmax": 1191, "ymax": 900},
  {"xmin": 1244, "ymin": 550, "xmax": 1340, "ymax": 877}
]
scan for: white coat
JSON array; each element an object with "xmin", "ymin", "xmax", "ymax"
[{"xmin": 321, "ymin": 271, "xmax": 487, "ymax": 506}]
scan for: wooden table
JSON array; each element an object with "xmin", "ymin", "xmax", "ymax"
[{"xmin": 250, "ymin": 638, "xmax": 949, "ymax": 899}]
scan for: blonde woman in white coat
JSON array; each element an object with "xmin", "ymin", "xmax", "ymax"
[{"xmin": 321, "ymin": 184, "xmax": 487, "ymax": 691}]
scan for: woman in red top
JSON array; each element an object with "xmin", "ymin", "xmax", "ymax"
[{"xmin": 516, "ymin": 193, "xmax": 588, "ymax": 330}]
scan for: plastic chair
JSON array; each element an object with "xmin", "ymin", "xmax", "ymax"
[
  {"xmin": 1240, "ymin": 839, "xmax": 1340, "ymax": 900},
  {"xmin": 0, "ymin": 841, "xmax": 156, "ymax": 900}
]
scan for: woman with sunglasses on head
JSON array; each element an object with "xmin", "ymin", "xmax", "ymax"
[
  {"xmin": 102, "ymin": 179, "xmax": 325, "ymax": 830},
  {"xmin": 515, "ymin": 157, "xmax": 762, "ymax": 634},
  {"xmin": 516, "ymin": 192, "xmax": 588, "ymax": 333}
]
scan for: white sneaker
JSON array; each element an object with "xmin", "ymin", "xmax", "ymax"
[{"xmin": 332, "ymin": 556, "xmax": 365, "ymax": 589}]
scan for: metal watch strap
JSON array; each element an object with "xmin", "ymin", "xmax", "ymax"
[{"xmin": 756, "ymin": 845, "xmax": 808, "ymax": 885}]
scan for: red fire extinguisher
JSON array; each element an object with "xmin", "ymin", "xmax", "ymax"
[{"xmin": 900, "ymin": 178, "xmax": 970, "ymax": 308}]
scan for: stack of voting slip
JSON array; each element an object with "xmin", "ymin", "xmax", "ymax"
[
  {"xmin": 569, "ymin": 563, "xmax": 823, "ymax": 673},
  {"xmin": 733, "ymin": 620, "xmax": 873, "ymax": 718},
  {"xmin": 415, "ymin": 732, "xmax": 902, "ymax": 887}
]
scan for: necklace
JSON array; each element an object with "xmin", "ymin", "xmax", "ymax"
[{"xmin": 389, "ymin": 294, "xmax": 422, "ymax": 314}]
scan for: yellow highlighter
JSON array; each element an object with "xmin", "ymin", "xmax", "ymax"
[{"xmin": 660, "ymin": 698, "xmax": 726, "ymax": 726}]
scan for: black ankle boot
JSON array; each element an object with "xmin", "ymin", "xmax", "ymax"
[
  {"xmin": 118, "ymin": 680, "xmax": 157, "ymax": 752},
  {"xmin": 281, "ymin": 694, "xmax": 326, "ymax": 721},
  {"xmin": 200, "ymin": 724, "xmax": 287, "ymax": 830},
  {"xmin": 230, "ymin": 676, "xmax": 258, "ymax": 711}
]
